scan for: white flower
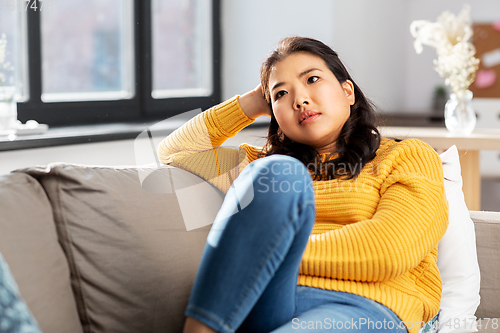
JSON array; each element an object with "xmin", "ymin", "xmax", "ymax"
[
  {"xmin": 0, "ymin": 33, "xmax": 16, "ymax": 102},
  {"xmin": 410, "ymin": 5, "xmax": 480, "ymax": 96}
]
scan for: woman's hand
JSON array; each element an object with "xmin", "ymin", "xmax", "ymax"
[{"xmin": 238, "ymin": 84, "xmax": 272, "ymax": 120}]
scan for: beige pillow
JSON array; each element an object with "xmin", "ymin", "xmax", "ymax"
[{"xmin": 23, "ymin": 163, "xmax": 224, "ymax": 333}]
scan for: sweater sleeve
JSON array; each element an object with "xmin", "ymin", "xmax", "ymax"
[
  {"xmin": 300, "ymin": 139, "xmax": 449, "ymax": 282},
  {"xmin": 156, "ymin": 96, "xmax": 256, "ymax": 193}
]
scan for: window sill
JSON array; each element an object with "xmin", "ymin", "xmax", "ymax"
[{"xmin": 0, "ymin": 116, "xmax": 270, "ymax": 152}]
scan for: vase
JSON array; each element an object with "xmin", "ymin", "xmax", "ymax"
[
  {"xmin": 444, "ymin": 90, "xmax": 476, "ymax": 135},
  {"xmin": 0, "ymin": 99, "xmax": 17, "ymax": 135}
]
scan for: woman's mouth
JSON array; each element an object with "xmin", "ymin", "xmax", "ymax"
[{"xmin": 299, "ymin": 111, "xmax": 320, "ymax": 125}]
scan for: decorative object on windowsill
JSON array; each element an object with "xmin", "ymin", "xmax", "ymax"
[
  {"xmin": 410, "ymin": 5, "xmax": 480, "ymax": 135},
  {"xmin": 432, "ymin": 85, "xmax": 448, "ymax": 114},
  {"xmin": 0, "ymin": 33, "xmax": 48, "ymax": 139}
]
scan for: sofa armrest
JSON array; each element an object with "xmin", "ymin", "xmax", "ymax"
[{"xmin": 470, "ymin": 211, "xmax": 500, "ymax": 319}]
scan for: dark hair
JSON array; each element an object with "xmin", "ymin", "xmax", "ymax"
[{"xmin": 259, "ymin": 36, "xmax": 381, "ymax": 180}]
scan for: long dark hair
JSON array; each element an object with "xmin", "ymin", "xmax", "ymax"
[{"xmin": 259, "ymin": 37, "xmax": 381, "ymax": 180}]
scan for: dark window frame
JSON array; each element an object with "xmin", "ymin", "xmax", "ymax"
[{"xmin": 17, "ymin": 0, "xmax": 221, "ymax": 127}]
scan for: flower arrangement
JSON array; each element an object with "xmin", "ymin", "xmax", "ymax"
[
  {"xmin": 0, "ymin": 33, "xmax": 16, "ymax": 102},
  {"xmin": 410, "ymin": 5, "xmax": 480, "ymax": 97}
]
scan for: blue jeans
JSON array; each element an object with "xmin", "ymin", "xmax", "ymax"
[{"xmin": 185, "ymin": 155, "xmax": 407, "ymax": 333}]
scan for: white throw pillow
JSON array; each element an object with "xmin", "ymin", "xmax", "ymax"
[{"xmin": 436, "ymin": 145, "xmax": 481, "ymax": 333}]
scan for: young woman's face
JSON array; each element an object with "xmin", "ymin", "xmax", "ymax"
[{"xmin": 268, "ymin": 52, "xmax": 355, "ymax": 154}]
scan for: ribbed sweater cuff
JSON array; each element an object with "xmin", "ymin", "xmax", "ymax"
[{"xmin": 212, "ymin": 95, "xmax": 254, "ymax": 136}]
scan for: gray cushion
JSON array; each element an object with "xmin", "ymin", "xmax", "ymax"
[
  {"xmin": 21, "ymin": 163, "xmax": 224, "ymax": 333},
  {"xmin": 0, "ymin": 172, "xmax": 83, "ymax": 333},
  {"xmin": 471, "ymin": 211, "xmax": 500, "ymax": 319}
]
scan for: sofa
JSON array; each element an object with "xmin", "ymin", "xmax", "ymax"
[{"xmin": 0, "ymin": 162, "xmax": 499, "ymax": 333}]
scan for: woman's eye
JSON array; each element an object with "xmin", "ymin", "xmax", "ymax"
[
  {"xmin": 275, "ymin": 90, "xmax": 287, "ymax": 100},
  {"xmin": 307, "ymin": 76, "xmax": 319, "ymax": 84}
]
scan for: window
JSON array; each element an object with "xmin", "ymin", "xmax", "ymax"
[
  {"xmin": 151, "ymin": 0, "xmax": 213, "ymax": 99},
  {"xmin": 6, "ymin": 0, "xmax": 221, "ymax": 127}
]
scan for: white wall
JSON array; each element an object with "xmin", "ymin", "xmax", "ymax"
[
  {"xmin": 330, "ymin": 0, "xmax": 408, "ymax": 112},
  {"xmin": 221, "ymin": 0, "xmax": 335, "ymax": 99}
]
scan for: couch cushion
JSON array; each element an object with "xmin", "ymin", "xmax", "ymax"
[
  {"xmin": 0, "ymin": 172, "xmax": 83, "ymax": 333},
  {"xmin": 471, "ymin": 211, "xmax": 500, "ymax": 319},
  {"xmin": 20, "ymin": 163, "xmax": 224, "ymax": 333}
]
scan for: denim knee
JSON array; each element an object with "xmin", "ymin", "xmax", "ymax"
[
  {"xmin": 240, "ymin": 155, "xmax": 315, "ymax": 229},
  {"xmin": 249, "ymin": 155, "xmax": 313, "ymax": 196}
]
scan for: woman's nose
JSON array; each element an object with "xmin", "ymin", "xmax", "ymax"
[{"xmin": 293, "ymin": 90, "xmax": 310, "ymax": 110}]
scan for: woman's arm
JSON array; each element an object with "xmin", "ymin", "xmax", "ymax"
[
  {"xmin": 156, "ymin": 86, "xmax": 271, "ymax": 193},
  {"xmin": 300, "ymin": 140, "xmax": 449, "ymax": 282}
]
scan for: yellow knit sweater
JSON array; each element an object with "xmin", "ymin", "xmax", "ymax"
[{"xmin": 157, "ymin": 96, "xmax": 449, "ymax": 333}]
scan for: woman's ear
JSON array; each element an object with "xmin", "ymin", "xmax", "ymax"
[{"xmin": 342, "ymin": 80, "xmax": 355, "ymax": 106}]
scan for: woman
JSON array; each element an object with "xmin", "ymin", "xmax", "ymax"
[{"xmin": 157, "ymin": 37, "xmax": 448, "ymax": 333}]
